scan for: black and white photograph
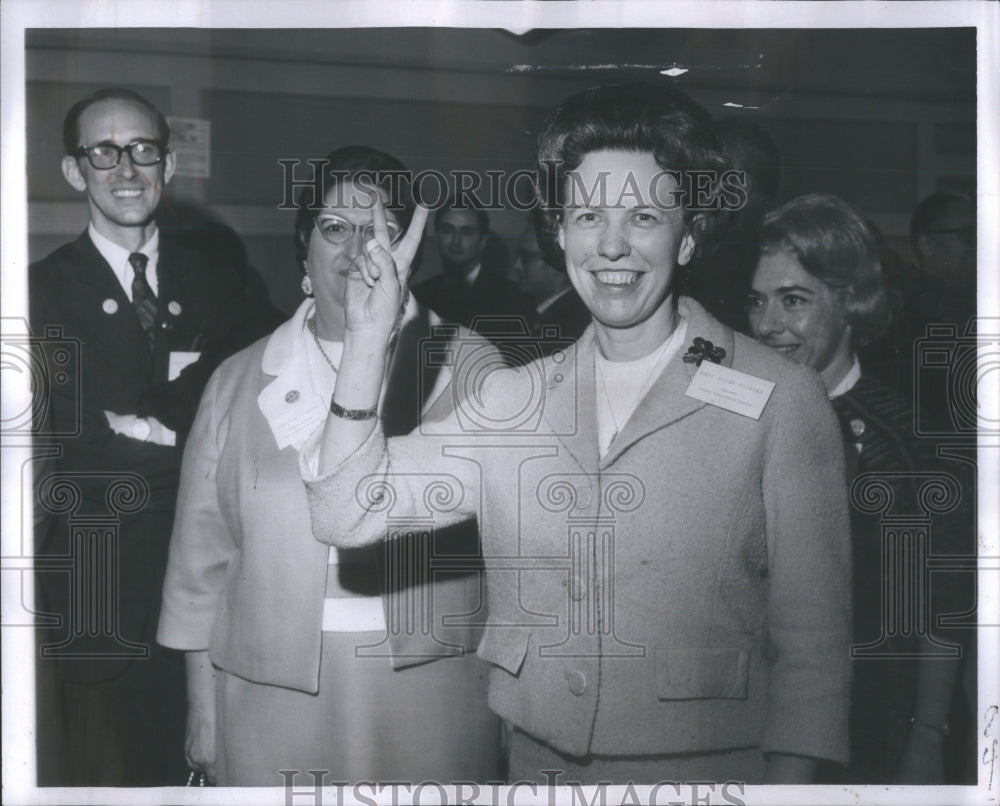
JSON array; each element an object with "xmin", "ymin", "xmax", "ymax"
[{"xmin": 2, "ymin": 2, "xmax": 997, "ymax": 805}]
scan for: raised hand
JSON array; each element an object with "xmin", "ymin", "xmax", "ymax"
[{"xmin": 343, "ymin": 192, "xmax": 429, "ymax": 344}]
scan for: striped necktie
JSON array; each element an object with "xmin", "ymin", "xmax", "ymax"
[{"xmin": 129, "ymin": 252, "xmax": 157, "ymax": 350}]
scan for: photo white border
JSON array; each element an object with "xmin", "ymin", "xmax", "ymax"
[{"xmin": 3, "ymin": 2, "xmax": 997, "ymax": 804}]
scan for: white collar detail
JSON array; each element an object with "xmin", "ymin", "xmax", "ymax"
[
  {"xmin": 258, "ymin": 298, "xmax": 336, "ymax": 452},
  {"xmin": 259, "ymin": 293, "xmax": 429, "ymax": 452},
  {"xmin": 89, "ymin": 224, "xmax": 160, "ymax": 298},
  {"xmin": 828, "ymin": 354, "xmax": 863, "ymax": 400}
]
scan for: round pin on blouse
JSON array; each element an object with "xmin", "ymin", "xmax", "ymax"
[
  {"xmin": 102, "ymin": 298, "xmax": 118, "ymax": 314},
  {"xmin": 849, "ymin": 418, "xmax": 866, "ymax": 438},
  {"xmin": 168, "ymin": 301, "xmax": 182, "ymax": 316}
]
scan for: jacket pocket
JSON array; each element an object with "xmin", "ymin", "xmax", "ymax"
[
  {"xmin": 655, "ymin": 647, "xmax": 749, "ymax": 700},
  {"xmin": 476, "ymin": 626, "xmax": 531, "ymax": 676}
]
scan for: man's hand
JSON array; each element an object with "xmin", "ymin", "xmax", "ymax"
[{"xmin": 104, "ymin": 411, "xmax": 176, "ymax": 446}]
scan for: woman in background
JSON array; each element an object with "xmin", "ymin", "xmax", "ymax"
[
  {"xmin": 747, "ymin": 192, "xmax": 970, "ymax": 783},
  {"xmin": 157, "ymin": 146, "xmax": 501, "ymax": 786}
]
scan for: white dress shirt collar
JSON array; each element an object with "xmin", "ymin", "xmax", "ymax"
[
  {"xmin": 462, "ymin": 263, "xmax": 482, "ymax": 287},
  {"xmin": 827, "ymin": 354, "xmax": 863, "ymax": 400},
  {"xmin": 537, "ymin": 285, "xmax": 573, "ymax": 315},
  {"xmin": 89, "ymin": 224, "xmax": 160, "ymax": 299}
]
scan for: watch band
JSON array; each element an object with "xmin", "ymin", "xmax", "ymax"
[{"xmin": 330, "ymin": 399, "xmax": 378, "ymax": 421}]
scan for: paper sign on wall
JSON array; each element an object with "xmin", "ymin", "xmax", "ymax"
[{"xmin": 167, "ymin": 116, "xmax": 211, "ymax": 178}]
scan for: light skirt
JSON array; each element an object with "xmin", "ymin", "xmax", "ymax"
[{"xmin": 216, "ymin": 630, "xmax": 502, "ymax": 786}]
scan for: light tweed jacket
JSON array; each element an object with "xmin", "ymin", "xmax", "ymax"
[
  {"xmin": 157, "ymin": 300, "xmax": 493, "ymax": 693},
  {"xmin": 304, "ymin": 296, "xmax": 852, "ymax": 764}
]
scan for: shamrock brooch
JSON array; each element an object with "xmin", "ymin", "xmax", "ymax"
[{"xmin": 682, "ymin": 337, "xmax": 726, "ymax": 366}]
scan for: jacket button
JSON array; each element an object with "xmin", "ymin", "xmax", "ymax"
[
  {"xmin": 565, "ymin": 670, "xmax": 587, "ymax": 696},
  {"xmin": 570, "ymin": 574, "xmax": 587, "ymax": 601}
]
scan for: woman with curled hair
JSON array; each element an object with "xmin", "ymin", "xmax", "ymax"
[
  {"xmin": 158, "ymin": 146, "xmax": 501, "ymax": 786},
  {"xmin": 305, "ymin": 84, "xmax": 851, "ymax": 785},
  {"xmin": 533, "ymin": 82, "xmax": 730, "ymax": 274},
  {"xmin": 748, "ymin": 193, "xmax": 890, "ymax": 383},
  {"xmin": 748, "ymin": 193, "xmax": 966, "ymax": 783}
]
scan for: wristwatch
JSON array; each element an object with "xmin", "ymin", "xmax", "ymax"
[{"xmin": 130, "ymin": 417, "xmax": 151, "ymax": 441}]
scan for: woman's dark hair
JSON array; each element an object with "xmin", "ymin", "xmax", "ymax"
[
  {"xmin": 758, "ymin": 193, "xmax": 891, "ymax": 346},
  {"xmin": 533, "ymin": 82, "xmax": 730, "ymax": 271},
  {"xmin": 293, "ymin": 145, "xmax": 417, "ymax": 270},
  {"xmin": 63, "ymin": 88, "xmax": 170, "ymax": 153}
]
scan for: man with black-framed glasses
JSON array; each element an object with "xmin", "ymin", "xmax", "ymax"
[{"xmin": 29, "ymin": 87, "xmax": 276, "ymax": 786}]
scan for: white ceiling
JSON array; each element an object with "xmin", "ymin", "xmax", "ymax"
[{"xmin": 27, "ymin": 27, "xmax": 976, "ymax": 105}]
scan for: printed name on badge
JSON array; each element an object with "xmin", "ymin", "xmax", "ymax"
[{"xmin": 684, "ymin": 362, "xmax": 775, "ymax": 420}]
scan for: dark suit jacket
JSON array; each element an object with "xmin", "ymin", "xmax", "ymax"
[
  {"xmin": 412, "ymin": 267, "xmax": 539, "ymax": 363},
  {"xmin": 30, "ymin": 229, "xmax": 277, "ymax": 680},
  {"xmin": 830, "ymin": 374, "xmax": 974, "ymax": 780}
]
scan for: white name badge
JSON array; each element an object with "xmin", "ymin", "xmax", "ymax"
[
  {"xmin": 168, "ymin": 351, "xmax": 200, "ymax": 381},
  {"xmin": 684, "ymin": 362, "xmax": 775, "ymax": 420}
]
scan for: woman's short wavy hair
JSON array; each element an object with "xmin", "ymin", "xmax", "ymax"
[
  {"xmin": 759, "ymin": 193, "xmax": 891, "ymax": 346},
  {"xmin": 533, "ymin": 82, "xmax": 730, "ymax": 272},
  {"xmin": 293, "ymin": 145, "xmax": 417, "ymax": 271}
]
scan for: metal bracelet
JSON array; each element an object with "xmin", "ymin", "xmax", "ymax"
[{"xmin": 330, "ymin": 398, "xmax": 378, "ymax": 421}]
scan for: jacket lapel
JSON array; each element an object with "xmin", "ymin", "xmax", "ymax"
[
  {"xmin": 598, "ymin": 297, "xmax": 735, "ymax": 469},
  {"xmin": 72, "ymin": 230, "xmax": 132, "ymax": 313},
  {"xmin": 541, "ymin": 327, "xmax": 600, "ymax": 473},
  {"xmin": 156, "ymin": 237, "xmax": 203, "ymax": 350},
  {"xmin": 383, "ymin": 305, "xmax": 439, "ymax": 437},
  {"xmin": 70, "ymin": 232, "xmax": 153, "ymax": 371}
]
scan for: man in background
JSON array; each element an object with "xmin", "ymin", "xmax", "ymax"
[
  {"xmin": 412, "ymin": 198, "xmax": 537, "ymax": 358},
  {"xmin": 30, "ymin": 87, "xmax": 276, "ymax": 786},
  {"xmin": 508, "ymin": 217, "xmax": 589, "ymax": 351},
  {"xmin": 908, "ymin": 191, "xmax": 976, "ymax": 327}
]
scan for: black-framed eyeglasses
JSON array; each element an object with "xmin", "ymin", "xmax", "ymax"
[
  {"xmin": 72, "ymin": 140, "xmax": 169, "ymax": 170},
  {"xmin": 314, "ymin": 215, "xmax": 404, "ymax": 247}
]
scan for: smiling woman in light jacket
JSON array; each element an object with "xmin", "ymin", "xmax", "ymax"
[
  {"xmin": 303, "ymin": 85, "xmax": 852, "ymax": 786},
  {"xmin": 157, "ymin": 146, "xmax": 501, "ymax": 786}
]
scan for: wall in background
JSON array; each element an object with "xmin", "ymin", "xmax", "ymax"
[{"xmin": 25, "ymin": 28, "xmax": 976, "ymax": 314}]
